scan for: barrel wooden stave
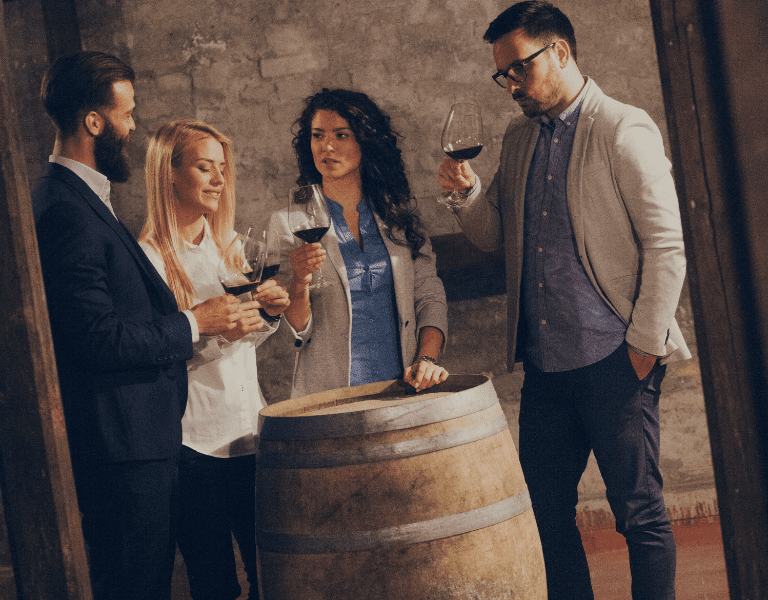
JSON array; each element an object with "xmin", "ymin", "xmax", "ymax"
[
  {"xmin": 258, "ymin": 511, "xmax": 545, "ymax": 599},
  {"xmin": 256, "ymin": 377, "xmax": 546, "ymax": 599}
]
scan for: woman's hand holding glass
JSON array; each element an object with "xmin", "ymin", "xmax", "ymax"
[
  {"xmin": 214, "ymin": 297, "xmax": 262, "ymax": 343},
  {"xmin": 288, "ymin": 243, "xmax": 327, "ymax": 293},
  {"xmin": 254, "ymin": 279, "xmax": 290, "ymax": 319}
]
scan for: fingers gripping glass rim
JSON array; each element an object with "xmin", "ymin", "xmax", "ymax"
[{"xmin": 491, "ymin": 41, "xmax": 556, "ymax": 88}]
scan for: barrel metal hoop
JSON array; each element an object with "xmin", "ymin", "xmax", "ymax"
[
  {"xmin": 257, "ymin": 413, "xmax": 508, "ymax": 469},
  {"xmin": 260, "ymin": 377, "xmax": 499, "ymax": 441},
  {"xmin": 256, "ymin": 489, "xmax": 532, "ymax": 554}
]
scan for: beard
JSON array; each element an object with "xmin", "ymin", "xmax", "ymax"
[
  {"xmin": 94, "ymin": 117, "xmax": 131, "ymax": 183},
  {"xmin": 512, "ymin": 67, "xmax": 564, "ymax": 118}
]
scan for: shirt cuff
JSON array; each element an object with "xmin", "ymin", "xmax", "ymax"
[
  {"xmin": 452, "ymin": 177, "xmax": 481, "ymax": 212},
  {"xmin": 183, "ymin": 309, "xmax": 200, "ymax": 343}
]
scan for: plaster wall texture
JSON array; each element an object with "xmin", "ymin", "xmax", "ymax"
[{"xmin": 4, "ymin": 0, "xmax": 714, "ymax": 531}]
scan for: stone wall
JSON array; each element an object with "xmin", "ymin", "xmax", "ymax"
[{"xmin": 3, "ymin": 0, "xmax": 714, "ymax": 546}]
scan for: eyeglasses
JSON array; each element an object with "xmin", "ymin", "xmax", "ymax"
[{"xmin": 492, "ymin": 42, "xmax": 556, "ymax": 88}]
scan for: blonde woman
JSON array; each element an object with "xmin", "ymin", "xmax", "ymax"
[{"xmin": 140, "ymin": 120, "xmax": 287, "ymax": 600}]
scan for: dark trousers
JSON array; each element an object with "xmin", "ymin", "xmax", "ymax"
[
  {"xmin": 73, "ymin": 456, "xmax": 179, "ymax": 600},
  {"xmin": 177, "ymin": 446, "xmax": 258, "ymax": 600},
  {"xmin": 519, "ymin": 342, "xmax": 676, "ymax": 600}
]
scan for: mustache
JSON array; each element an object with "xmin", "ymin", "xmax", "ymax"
[{"xmin": 512, "ymin": 91, "xmax": 526, "ymax": 101}]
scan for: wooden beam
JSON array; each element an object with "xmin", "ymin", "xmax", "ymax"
[
  {"xmin": 0, "ymin": 1, "xmax": 92, "ymax": 598},
  {"xmin": 649, "ymin": 0, "xmax": 768, "ymax": 597},
  {"xmin": 39, "ymin": 0, "xmax": 80, "ymax": 62}
]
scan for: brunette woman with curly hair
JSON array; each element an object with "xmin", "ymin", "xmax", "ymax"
[{"xmin": 270, "ymin": 88, "xmax": 449, "ymax": 397}]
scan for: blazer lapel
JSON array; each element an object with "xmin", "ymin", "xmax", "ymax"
[
  {"xmin": 567, "ymin": 78, "xmax": 601, "ymax": 262},
  {"xmin": 322, "ymin": 217, "xmax": 352, "ymax": 308},
  {"xmin": 48, "ymin": 164, "xmax": 178, "ymax": 311},
  {"xmin": 376, "ymin": 216, "xmax": 410, "ymax": 325}
]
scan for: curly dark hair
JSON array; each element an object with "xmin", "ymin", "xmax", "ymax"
[{"xmin": 292, "ymin": 88, "xmax": 427, "ymax": 259}]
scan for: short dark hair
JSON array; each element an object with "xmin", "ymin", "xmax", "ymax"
[
  {"xmin": 41, "ymin": 51, "xmax": 135, "ymax": 138},
  {"xmin": 484, "ymin": 1, "xmax": 577, "ymax": 62}
]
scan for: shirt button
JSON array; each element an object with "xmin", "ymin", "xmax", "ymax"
[
  {"xmin": 539, "ymin": 282, "xmax": 544, "ymax": 288},
  {"xmin": 547, "ymin": 175, "xmax": 553, "ymax": 181},
  {"xmin": 554, "ymin": 138, "xmax": 559, "ymax": 143},
  {"xmin": 541, "ymin": 319, "xmax": 547, "ymax": 325},
  {"xmin": 538, "ymin": 247, "xmax": 543, "ymax": 253},
  {"xmin": 542, "ymin": 211, "xmax": 548, "ymax": 216}
]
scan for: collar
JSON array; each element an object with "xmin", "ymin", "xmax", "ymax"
[
  {"xmin": 182, "ymin": 219, "xmax": 214, "ymax": 251},
  {"xmin": 540, "ymin": 78, "xmax": 588, "ymax": 127},
  {"xmin": 49, "ymin": 155, "xmax": 111, "ymax": 206}
]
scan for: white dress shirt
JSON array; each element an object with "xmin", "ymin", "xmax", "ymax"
[
  {"xmin": 50, "ymin": 155, "xmax": 115, "ymax": 216},
  {"xmin": 140, "ymin": 222, "xmax": 276, "ymax": 458}
]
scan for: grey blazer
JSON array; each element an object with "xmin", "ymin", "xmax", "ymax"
[
  {"xmin": 455, "ymin": 77, "xmax": 690, "ymax": 367},
  {"xmin": 270, "ymin": 205, "xmax": 448, "ymax": 398}
]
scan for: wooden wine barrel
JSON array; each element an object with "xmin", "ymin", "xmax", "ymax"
[{"xmin": 255, "ymin": 375, "xmax": 546, "ymax": 599}]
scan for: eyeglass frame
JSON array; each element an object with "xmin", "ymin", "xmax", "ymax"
[{"xmin": 491, "ymin": 42, "xmax": 556, "ymax": 88}]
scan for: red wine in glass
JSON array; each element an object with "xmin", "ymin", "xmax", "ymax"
[
  {"xmin": 260, "ymin": 264, "xmax": 280, "ymax": 281},
  {"xmin": 288, "ymin": 184, "xmax": 334, "ymax": 289},
  {"xmin": 217, "ymin": 228, "xmax": 266, "ymax": 299},
  {"xmin": 439, "ymin": 103, "xmax": 483, "ymax": 207},
  {"xmin": 292, "ymin": 226, "xmax": 330, "ymax": 244},
  {"xmin": 444, "ymin": 145, "xmax": 483, "ymax": 161},
  {"xmin": 260, "ymin": 228, "xmax": 282, "ymax": 282}
]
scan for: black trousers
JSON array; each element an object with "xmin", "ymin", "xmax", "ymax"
[
  {"xmin": 519, "ymin": 342, "xmax": 676, "ymax": 600},
  {"xmin": 74, "ymin": 456, "xmax": 179, "ymax": 600},
  {"xmin": 177, "ymin": 446, "xmax": 258, "ymax": 600}
]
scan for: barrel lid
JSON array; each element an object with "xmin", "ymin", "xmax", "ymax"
[{"xmin": 259, "ymin": 374, "xmax": 498, "ymax": 441}]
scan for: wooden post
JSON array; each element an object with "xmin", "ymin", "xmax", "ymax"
[
  {"xmin": 0, "ymin": 1, "xmax": 92, "ymax": 598},
  {"xmin": 40, "ymin": 0, "xmax": 81, "ymax": 62},
  {"xmin": 649, "ymin": 0, "xmax": 768, "ymax": 597}
]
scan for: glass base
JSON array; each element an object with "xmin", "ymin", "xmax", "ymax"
[{"xmin": 437, "ymin": 190, "xmax": 469, "ymax": 208}]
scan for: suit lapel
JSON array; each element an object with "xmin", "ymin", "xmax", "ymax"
[{"xmin": 47, "ymin": 163, "xmax": 178, "ymax": 311}]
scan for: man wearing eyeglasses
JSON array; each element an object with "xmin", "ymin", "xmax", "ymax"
[{"xmin": 438, "ymin": 2, "xmax": 689, "ymax": 599}]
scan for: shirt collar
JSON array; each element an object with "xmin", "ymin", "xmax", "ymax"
[
  {"xmin": 49, "ymin": 155, "xmax": 111, "ymax": 205},
  {"xmin": 182, "ymin": 219, "xmax": 213, "ymax": 251},
  {"xmin": 539, "ymin": 79, "xmax": 588, "ymax": 127}
]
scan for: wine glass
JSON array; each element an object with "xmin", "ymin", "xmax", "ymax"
[
  {"xmin": 260, "ymin": 228, "xmax": 281, "ymax": 283},
  {"xmin": 217, "ymin": 227, "xmax": 266, "ymax": 299},
  {"xmin": 438, "ymin": 102, "xmax": 483, "ymax": 207},
  {"xmin": 288, "ymin": 183, "xmax": 334, "ymax": 289}
]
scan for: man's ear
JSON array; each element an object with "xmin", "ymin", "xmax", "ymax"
[
  {"xmin": 83, "ymin": 111, "xmax": 104, "ymax": 137},
  {"xmin": 553, "ymin": 39, "xmax": 571, "ymax": 68}
]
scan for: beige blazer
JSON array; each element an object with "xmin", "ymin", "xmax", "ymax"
[
  {"xmin": 270, "ymin": 206, "xmax": 448, "ymax": 398},
  {"xmin": 455, "ymin": 77, "xmax": 690, "ymax": 367}
]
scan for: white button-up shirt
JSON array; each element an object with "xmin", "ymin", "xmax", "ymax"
[{"xmin": 140, "ymin": 223, "xmax": 276, "ymax": 457}]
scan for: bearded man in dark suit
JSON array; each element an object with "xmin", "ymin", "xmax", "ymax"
[{"xmin": 33, "ymin": 51, "xmax": 250, "ymax": 600}]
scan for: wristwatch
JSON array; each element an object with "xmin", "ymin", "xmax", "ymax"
[{"xmin": 259, "ymin": 308, "xmax": 281, "ymax": 324}]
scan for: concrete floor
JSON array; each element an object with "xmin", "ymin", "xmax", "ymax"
[{"xmin": 170, "ymin": 516, "xmax": 729, "ymax": 599}]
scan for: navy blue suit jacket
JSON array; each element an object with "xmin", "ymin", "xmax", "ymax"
[{"xmin": 33, "ymin": 162, "xmax": 194, "ymax": 465}]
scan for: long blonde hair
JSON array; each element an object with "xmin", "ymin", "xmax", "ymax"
[{"xmin": 141, "ymin": 120, "xmax": 236, "ymax": 310}]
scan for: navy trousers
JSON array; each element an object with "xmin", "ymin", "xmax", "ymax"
[
  {"xmin": 176, "ymin": 446, "xmax": 258, "ymax": 600},
  {"xmin": 74, "ymin": 456, "xmax": 179, "ymax": 600},
  {"xmin": 519, "ymin": 342, "xmax": 676, "ymax": 600}
]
